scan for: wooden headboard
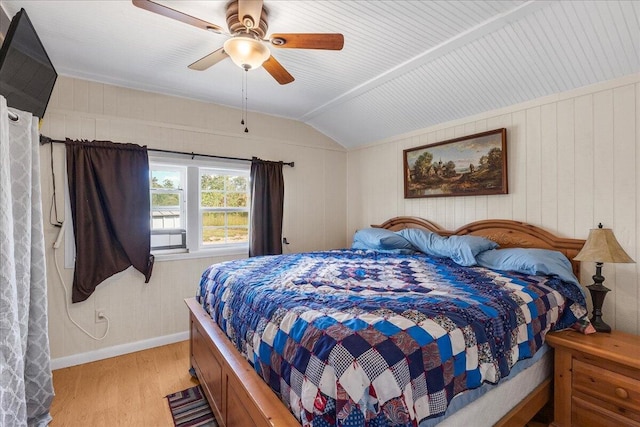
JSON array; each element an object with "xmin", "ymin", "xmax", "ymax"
[{"xmin": 373, "ymin": 216, "xmax": 586, "ymax": 276}]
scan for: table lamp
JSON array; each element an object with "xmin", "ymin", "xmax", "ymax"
[{"xmin": 573, "ymin": 223, "xmax": 635, "ymax": 332}]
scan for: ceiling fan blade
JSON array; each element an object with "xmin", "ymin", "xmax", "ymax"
[
  {"xmin": 263, "ymin": 56, "xmax": 294, "ymax": 85},
  {"xmin": 132, "ymin": 0, "xmax": 224, "ymax": 33},
  {"xmin": 188, "ymin": 48, "xmax": 228, "ymax": 71},
  {"xmin": 238, "ymin": 0, "xmax": 264, "ymax": 30},
  {"xmin": 269, "ymin": 33, "xmax": 344, "ymax": 50}
]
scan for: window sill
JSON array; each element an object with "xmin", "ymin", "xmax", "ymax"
[{"xmin": 153, "ymin": 246, "xmax": 248, "ymax": 262}]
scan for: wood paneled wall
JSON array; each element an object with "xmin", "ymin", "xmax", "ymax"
[
  {"xmin": 40, "ymin": 76, "xmax": 347, "ymax": 361},
  {"xmin": 347, "ymin": 75, "xmax": 640, "ymax": 334}
]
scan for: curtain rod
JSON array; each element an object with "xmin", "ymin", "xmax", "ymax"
[{"xmin": 39, "ymin": 135, "xmax": 294, "ymax": 167}]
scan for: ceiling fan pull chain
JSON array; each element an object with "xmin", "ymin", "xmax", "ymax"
[
  {"xmin": 244, "ymin": 68, "xmax": 249, "ymax": 133},
  {"xmin": 241, "ymin": 69, "xmax": 245, "ymax": 126}
]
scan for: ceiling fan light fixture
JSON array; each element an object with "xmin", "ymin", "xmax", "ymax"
[{"xmin": 223, "ymin": 36, "xmax": 270, "ymax": 70}]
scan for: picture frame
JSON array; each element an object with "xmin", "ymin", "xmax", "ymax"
[{"xmin": 404, "ymin": 128, "xmax": 507, "ymax": 198}]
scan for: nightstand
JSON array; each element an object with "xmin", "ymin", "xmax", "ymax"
[{"xmin": 546, "ymin": 330, "xmax": 640, "ymax": 427}]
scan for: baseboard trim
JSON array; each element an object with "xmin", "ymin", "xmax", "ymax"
[{"xmin": 50, "ymin": 331, "xmax": 190, "ymax": 370}]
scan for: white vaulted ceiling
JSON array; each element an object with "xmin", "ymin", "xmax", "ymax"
[{"xmin": 1, "ymin": 1, "xmax": 638, "ymax": 148}]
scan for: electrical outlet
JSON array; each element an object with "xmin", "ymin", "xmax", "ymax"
[{"xmin": 95, "ymin": 309, "xmax": 107, "ymax": 323}]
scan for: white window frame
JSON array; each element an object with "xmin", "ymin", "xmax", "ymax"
[{"xmin": 149, "ymin": 154, "xmax": 250, "ymax": 261}]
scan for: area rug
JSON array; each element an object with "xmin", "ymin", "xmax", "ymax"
[{"xmin": 166, "ymin": 385, "xmax": 218, "ymax": 427}]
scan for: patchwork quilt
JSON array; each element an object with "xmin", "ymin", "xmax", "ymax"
[{"xmin": 197, "ymin": 249, "xmax": 589, "ymax": 426}]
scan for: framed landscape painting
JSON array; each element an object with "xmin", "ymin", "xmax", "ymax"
[{"xmin": 404, "ymin": 128, "xmax": 507, "ymax": 198}]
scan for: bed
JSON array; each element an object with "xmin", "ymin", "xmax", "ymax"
[{"xmin": 186, "ymin": 217, "xmax": 588, "ymax": 427}]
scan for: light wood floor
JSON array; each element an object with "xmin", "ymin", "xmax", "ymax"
[{"xmin": 50, "ymin": 340, "xmax": 196, "ymax": 427}]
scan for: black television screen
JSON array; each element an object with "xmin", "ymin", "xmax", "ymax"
[{"xmin": 0, "ymin": 8, "xmax": 57, "ymax": 119}]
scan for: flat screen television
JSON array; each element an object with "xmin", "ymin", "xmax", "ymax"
[{"xmin": 0, "ymin": 8, "xmax": 57, "ymax": 119}]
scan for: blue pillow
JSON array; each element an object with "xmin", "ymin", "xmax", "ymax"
[
  {"xmin": 476, "ymin": 248, "xmax": 579, "ymax": 286},
  {"xmin": 352, "ymin": 228, "xmax": 415, "ymax": 251},
  {"xmin": 397, "ymin": 229, "xmax": 498, "ymax": 266},
  {"xmin": 445, "ymin": 235, "xmax": 499, "ymax": 266},
  {"xmin": 396, "ymin": 228, "xmax": 449, "ymax": 256}
]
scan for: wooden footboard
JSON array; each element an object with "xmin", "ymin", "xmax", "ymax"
[{"xmin": 185, "ymin": 297, "xmax": 299, "ymax": 427}]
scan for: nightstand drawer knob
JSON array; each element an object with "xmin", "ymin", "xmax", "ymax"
[{"xmin": 614, "ymin": 387, "xmax": 629, "ymax": 399}]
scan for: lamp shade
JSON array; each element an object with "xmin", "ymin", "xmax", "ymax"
[
  {"xmin": 574, "ymin": 225, "xmax": 635, "ymax": 263},
  {"xmin": 223, "ymin": 36, "xmax": 270, "ymax": 70}
]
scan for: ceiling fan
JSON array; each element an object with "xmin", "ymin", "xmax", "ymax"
[{"xmin": 132, "ymin": 0, "xmax": 344, "ymax": 85}]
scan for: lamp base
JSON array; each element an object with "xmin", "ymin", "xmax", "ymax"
[
  {"xmin": 587, "ymin": 283, "xmax": 611, "ymax": 333},
  {"xmin": 589, "ymin": 316, "xmax": 611, "ymax": 333}
]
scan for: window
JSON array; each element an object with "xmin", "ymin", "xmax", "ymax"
[
  {"xmin": 149, "ymin": 156, "xmax": 250, "ymax": 257},
  {"xmin": 200, "ymin": 169, "xmax": 249, "ymax": 247},
  {"xmin": 150, "ymin": 165, "xmax": 186, "ymax": 250}
]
